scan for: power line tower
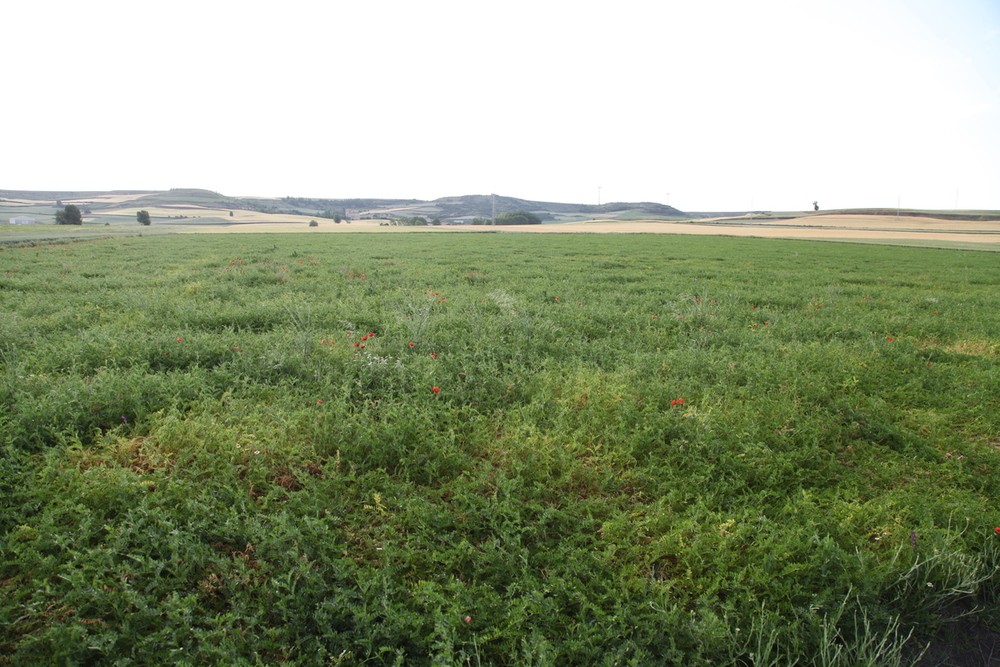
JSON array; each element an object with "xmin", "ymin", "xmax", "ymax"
[{"xmin": 491, "ymin": 193, "xmax": 497, "ymax": 225}]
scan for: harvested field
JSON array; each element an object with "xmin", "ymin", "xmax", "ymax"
[
  {"xmin": 63, "ymin": 193, "xmax": 153, "ymax": 205},
  {"xmin": 184, "ymin": 214, "xmax": 1000, "ymax": 248}
]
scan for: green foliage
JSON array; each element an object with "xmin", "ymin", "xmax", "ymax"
[
  {"xmin": 1, "ymin": 233, "xmax": 999, "ymax": 664},
  {"xmin": 55, "ymin": 204, "xmax": 83, "ymax": 225},
  {"xmin": 495, "ymin": 211, "xmax": 542, "ymax": 225},
  {"xmin": 136, "ymin": 210, "xmax": 152, "ymax": 226}
]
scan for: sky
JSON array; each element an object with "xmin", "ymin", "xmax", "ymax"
[{"xmin": 5, "ymin": 0, "xmax": 999, "ymax": 212}]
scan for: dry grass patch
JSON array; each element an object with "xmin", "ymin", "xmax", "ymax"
[
  {"xmin": 64, "ymin": 193, "xmax": 152, "ymax": 205},
  {"xmin": 776, "ymin": 214, "xmax": 1000, "ymax": 233}
]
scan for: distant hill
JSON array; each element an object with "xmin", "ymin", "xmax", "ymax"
[
  {"xmin": 1, "ymin": 189, "xmax": 690, "ymax": 221},
  {"xmin": 239, "ymin": 193, "xmax": 689, "ymax": 221},
  {"xmin": 426, "ymin": 195, "xmax": 687, "ymax": 220},
  {"xmin": 7, "ymin": 189, "xmax": 994, "ymax": 223}
]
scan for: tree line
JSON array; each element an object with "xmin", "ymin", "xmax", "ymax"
[{"xmin": 471, "ymin": 211, "xmax": 542, "ymax": 225}]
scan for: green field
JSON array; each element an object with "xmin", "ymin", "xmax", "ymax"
[{"xmin": 1, "ymin": 233, "xmax": 998, "ymax": 665}]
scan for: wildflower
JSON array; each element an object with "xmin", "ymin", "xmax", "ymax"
[
  {"xmin": 361, "ymin": 336, "xmax": 368, "ymax": 341},
  {"xmin": 887, "ymin": 337, "xmax": 894, "ymax": 342},
  {"xmin": 354, "ymin": 343, "xmax": 360, "ymax": 347},
  {"xmin": 464, "ymin": 616, "xmax": 472, "ymax": 623},
  {"xmin": 121, "ymin": 416, "xmax": 127, "ymax": 423},
  {"xmin": 431, "ymin": 353, "xmax": 438, "ymax": 358},
  {"xmin": 177, "ymin": 337, "xmax": 183, "ymax": 342},
  {"xmin": 994, "ymin": 527, "xmax": 1000, "ymax": 535},
  {"xmin": 678, "ymin": 398, "xmax": 685, "ymax": 404},
  {"xmin": 432, "ymin": 386, "xmax": 440, "ymax": 393},
  {"xmin": 910, "ymin": 531, "xmax": 918, "ymax": 547},
  {"xmin": 317, "ymin": 400, "xmax": 324, "ymax": 405},
  {"xmin": 408, "ymin": 342, "xmax": 415, "ymax": 347},
  {"xmin": 671, "ymin": 400, "xmax": 678, "ymax": 406}
]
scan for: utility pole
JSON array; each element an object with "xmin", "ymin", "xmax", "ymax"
[
  {"xmin": 598, "ymin": 186, "xmax": 602, "ymax": 206},
  {"xmin": 491, "ymin": 193, "xmax": 497, "ymax": 225}
]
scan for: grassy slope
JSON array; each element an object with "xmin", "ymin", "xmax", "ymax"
[{"xmin": 1, "ymin": 233, "xmax": 999, "ymax": 665}]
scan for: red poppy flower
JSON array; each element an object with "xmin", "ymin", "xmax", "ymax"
[
  {"xmin": 887, "ymin": 337, "xmax": 894, "ymax": 342},
  {"xmin": 431, "ymin": 353, "xmax": 438, "ymax": 358},
  {"xmin": 177, "ymin": 337, "xmax": 183, "ymax": 342},
  {"xmin": 432, "ymin": 386, "xmax": 440, "ymax": 393},
  {"xmin": 408, "ymin": 342, "xmax": 415, "ymax": 347},
  {"xmin": 671, "ymin": 400, "xmax": 678, "ymax": 406},
  {"xmin": 995, "ymin": 527, "xmax": 1000, "ymax": 534},
  {"xmin": 361, "ymin": 336, "xmax": 368, "ymax": 341}
]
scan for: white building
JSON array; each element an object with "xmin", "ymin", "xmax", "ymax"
[{"xmin": 8, "ymin": 216, "xmax": 38, "ymax": 225}]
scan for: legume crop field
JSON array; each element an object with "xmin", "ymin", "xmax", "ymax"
[{"xmin": 1, "ymin": 233, "xmax": 998, "ymax": 666}]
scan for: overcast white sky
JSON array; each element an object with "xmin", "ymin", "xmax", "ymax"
[{"xmin": 4, "ymin": 0, "xmax": 999, "ymax": 212}]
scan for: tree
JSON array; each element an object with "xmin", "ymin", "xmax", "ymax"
[
  {"xmin": 136, "ymin": 210, "xmax": 152, "ymax": 226},
  {"xmin": 55, "ymin": 204, "xmax": 83, "ymax": 225},
  {"xmin": 495, "ymin": 211, "xmax": 542, "ymax": 225}
]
